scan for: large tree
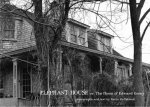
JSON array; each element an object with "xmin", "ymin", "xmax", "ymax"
[
  {"xmin": 1, "ymin": 0, "xmax": 150, "ymax": 106},
  {"xmin": 129, "ymin": 0, "xmax": 150, "ymax": 106}
]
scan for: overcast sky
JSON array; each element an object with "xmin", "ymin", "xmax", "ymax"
[
  {"xmin": 74, "ymin": 0, "xmax": 150, "ymax": 64},
  {"xmin": 11, "ymin": 0, "xmax": 150, "ymax": 64}
]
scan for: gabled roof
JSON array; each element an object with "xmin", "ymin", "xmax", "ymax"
[
  {"xmin": 67, "ymin": 18, "xmax": 90, "ymax": 28},
  {"xmin": 1, "ymin": 41, "xmax": 150, "ymax": 68},
  {"xmin": 88, "ymin": 29, "xmax": 114, "ymax": 38},
  {"xmin": 1, "ymin": 4, "xmax": 34, "ymax": 17},
  {"xmin": 1, "ymin": 3, "xmax": 34, "ymax": 25},
  {"xmin": 113, "ymin": 50, "xmax": 123, "ymax": 57},
  {"xmin": 1, "ymin": 4, "xmax": 90, "ymax": 29}
]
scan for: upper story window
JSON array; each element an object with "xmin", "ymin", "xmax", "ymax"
[
  {"xmin": 88, "ymin": 31, "xmax": 97, "ymax": 50},
  {"xmin": 4, "ymin": 18, "xmax": 15, "ymax": 38},
  {"xmin": 0, "ymin": 16, "xmax": 15, "ymax": 39},
  {"xmin": 70, "ymin": 25, "xmax": 77, "ymax": 43},
  {"xmin": 98, "ymin": 35, "xmax": 111, "ymax": 53},
  {"xmin": 88, "ymin": 30, "xmax": 113, "ymax": 53},
  {"xmin": 69, "ymin": 24, "xmax": 87, "ymax": 46},
  {"xmin": 79, "ymin": 29, "xmax": 86, "ymax": 45}
]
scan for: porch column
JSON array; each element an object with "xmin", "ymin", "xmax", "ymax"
[
  {"xmin": 99, "ymin": 57, "xmax": 102, "ymax": 74},
  {"xmin": 12, "ymin": 58, "xmax": 18, "ymax": 98},
  {"xmin": 129, "ymin": 64, "xmax": 132, "ymax": 76},
  {"xmin": 114, "ymin": 60, "xmax": 118, "ymax": 76}
]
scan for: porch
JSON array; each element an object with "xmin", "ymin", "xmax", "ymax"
[
  {"xmin": 0, "ymin": 49, "xmax": 133, "ymax": 106},
  {"xmin": 0, "ymin": 53, "xmax": 40, "ymax": 107}
]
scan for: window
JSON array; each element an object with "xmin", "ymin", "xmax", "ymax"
[
  {"xmin": 70, "ymin": 24, "xmax": 86, "ymax": 46},
  {"xmin": 0, "ymin": 17, "xmax": 15, "ymax": 39},
  {"xmin": 88, "ymin": 32, "xmax": 97, "ymax": 50},
  {"xmin": 0, "ymin": 72, "xmax": 3, "ymax": 89},
  {"xmin": 104, "ymin": 38, "xmax": 111, "ymax": 52},
  {"xmin": 22, "ymin": 69, "xmax": 31, "ymax": 98},
  {"xmin": 0, "ymin": 93, "xmax": 4, "ymax": 98},
  {"xmin": 70, "ymin": 25, "xmax": 77, "ymax": 43},
  {"xmin": 99, "ymin": 36, "xmax": 111, "ymax": 53},
  {"xmin": 79, "ymin": 29, "xmax": 85, "ymax": 45},
  {"xmin": 30, "ymin": 28, "xmax": 35, "ymax": 41},
  {"xmin": 0, "ymin": 71, "xmax": 4, "ymax": 98},
  {"xmin": 0, "ymin": 79, "xmax": 3, "ymax": 89},
  {"xmin": 0, "ymin": 19, "xmax": 2, "ymax": 32},
  {"xmin": 116, "ymin": 66, "xmax": 128, "ymax": 81}
]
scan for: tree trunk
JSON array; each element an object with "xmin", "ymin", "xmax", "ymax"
[
  {"xmin": 133, "ymin": 40, "xmax": 144, "ymax": 106},
  {"xmin": 32, "ymin": 0, "xmax": 70, "ymax": 106},
  {"xmin": 32, "ymin": 0, "xmax": 48, "ymax": 106},
  {"xmin": 129, "ymin": 0, "xmax": 145, "ymax": 106}
]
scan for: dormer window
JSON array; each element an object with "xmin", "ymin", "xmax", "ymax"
[
  {"xmin": 70, "ymin": 25, "xmax": 77, "ymax": 43},
  {"xmin": 78, "ymin": 29, "xmax": 86, "ymax": 45},
  {"xmin": 88, "ymin": 29, "xmax": 113, "ymax": 53},
  {"xmin": 69, "ymin": 24, "xmax": 87, "ymax": 46},
  {"xmin": 99, "ymin": 36, "xmax": 111, "ymax": 53}
]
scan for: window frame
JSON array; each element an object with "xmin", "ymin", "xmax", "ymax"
[
  {"xmin": 117, "ymin": 66, "xmax": 128, "ymax": 81},
  {"xmin": 99, "ymin": 35, "xmax": 111, "ymax": 53},
  {"xmin": 0, "ymin": 71, "xmax": 4, "ymax": 98},
  {"xmin": 70, "ymin": 24, "xmax": 86, "ymax": 46},
  {"xmin": 21, "ymin": 69, "xmax": 31, "ymax": 98},
  {"xmin": 78, "ymin": 29, "xmax": 86, "ymax": 45},
  {"xmin": 70, "ymin": 25, "xmax": 78, "ymax": 43},
  {"xmin": 0, "ymin": 17, "xmax": 15, "ymax": 39}
]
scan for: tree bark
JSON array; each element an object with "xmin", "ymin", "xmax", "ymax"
[
  {"xmin": 32, "ymin": 0, "xmax": 48, "ymax": 106},
  {"xmin": 129, "ymin": 0, "xmax": 145, "ymax": 106}
]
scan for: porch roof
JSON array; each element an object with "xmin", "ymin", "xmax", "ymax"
[{"xmin": 0, "ymin": 41, "xmax": 150, "ymax": 68}]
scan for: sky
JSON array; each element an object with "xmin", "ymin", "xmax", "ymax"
[
  {"xmin": 11, "ymin": 0, "xmax": 150, "ymax": 64},
  {"xmin": 112, "ymin": 1, "xmax": 150, "ymax": 64},
  {"xmin": 73, "ymin": 0, "xmax": 150, "ymax": 64}
]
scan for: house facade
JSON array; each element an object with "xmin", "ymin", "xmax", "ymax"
[{"xmin": 0, "ymin": 4, "xmax": 150, "ymax": 107}]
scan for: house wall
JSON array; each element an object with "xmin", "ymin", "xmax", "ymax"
[
  {"xmin": 16, "ymin": 19, "xmax": 36, "ymax": 50},
  {"xmin": 1, "ymin": 17, "xmax": 36, "ymax": 53},
  {"xmin": 0, "ymin": 98, "xmax": 18, "ymax": 107},
  {"xmin": 3, "ymin": 71, "xmax": 13, "ymax": 97}
]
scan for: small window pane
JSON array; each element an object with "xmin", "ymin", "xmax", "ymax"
[
  {"xmin": 71, "ymin": 34, "xmax": 77, "ymax": 43},
  {"xmin": 70, "ymin": 25, "xmax": 77, "ymax": 43},
  {"xmin": 22, "ymin": 69, "xmax": 31, "ymax": 98},
  {"xmin": 79, "ymin": 37, "xmax": 85, "ymax": 45},
  {"xmin": 79, "ymin": 29, "xmax": 85, "ymax": 45},
  {"xmin": 79, "ymin": 29, "xmax": 85, "ymax": 38}
]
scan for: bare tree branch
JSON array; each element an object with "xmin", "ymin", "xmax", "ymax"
[
  {"xmin": 137, "ymin": 0, "xmax": 145, "ymax": 20},
  {"xmin": 141, "ymin": 21, "xmax": 150, "ymax": 42},
  {"xmin": 139, "ymin": 8, "xmax": 150, "ymax": 25}
]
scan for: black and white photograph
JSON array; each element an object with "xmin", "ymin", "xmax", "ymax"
[{"xmin": 0, "ymin": 0, "xmax": 150, "ymax": 106}]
